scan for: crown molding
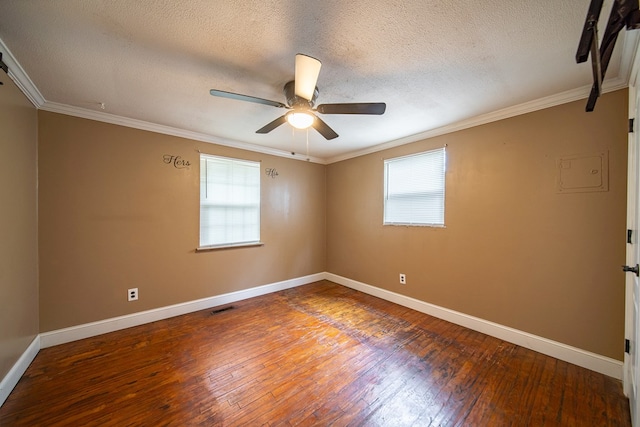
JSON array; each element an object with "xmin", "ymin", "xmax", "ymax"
[
  {"xmin": 40, "ymin": 101, "xmax": 326, "ymax": 164},
  {"xmin": 3, "ymin": 28, "xmax": 638, "ymax": 166},
  {"xmin": 619, "ymin": 27, "xmax": 640, "ymax": 85},
  {"xmin": 0, "ymin": 38, "xmax": 45, "ymax": 107},
  {"xmin": 38, "ymin": 79, "xmax": 627, "ymax": 166},
  {"xmin": 0, "ymin": 36, "xmax": 324, "ymax": 164},
  {"xmin": 628, "ymin": 30, "xmax": 640, "ymax": 88},
  {"xmin": 325, "ymin": 79, "xmax": 627, "ymax": 164}
]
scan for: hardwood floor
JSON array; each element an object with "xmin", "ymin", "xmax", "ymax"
[{"xmin": 0, "ymin": 280, "xmax": 631, "ymax": 426}]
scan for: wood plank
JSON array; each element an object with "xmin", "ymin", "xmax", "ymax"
[{"xmin": 0, "ymin": 280, "xmax": 631, "ymax": 426}]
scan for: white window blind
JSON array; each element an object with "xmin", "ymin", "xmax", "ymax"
[
  {"xmin": 384, "ymin": 148, "xmax": 446, "ymax": 226},
  {"xmin": 200, "ymin": 154, "xmax": 260, "ymax": 247}
]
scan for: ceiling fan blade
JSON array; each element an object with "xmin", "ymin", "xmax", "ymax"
[
  {"xmin": 316, "ymin": 103, "xmax": 386, "ymax": 115},
  {"xmin": 311, "ymin": 115, "xmax": 339, "ymax": 140},
  {"xmin": 294, "ymin": 54, "xmax": 321, "ymax": 101},
  {"xmin": 210, "ymin": 89, "xmax": 286, "ymax": 108},
  {"xmin": 256, "ymin": 115, "xmax": 288, "ymax": 134}
]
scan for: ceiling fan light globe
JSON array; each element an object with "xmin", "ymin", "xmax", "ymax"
[{"xmin": 287, "ymin": 111, "xmax": 314, "ymax": 129}]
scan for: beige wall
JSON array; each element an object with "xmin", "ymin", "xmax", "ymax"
[
  {"xmin": 0, "ymin": 75, "xmax": 39, "ymax": 379},
  {"xmin": 38, "ymin": 112, "xmax": 326, "ymax": 331},
  {"xmin": 19, "ymin": 89, "xmax": 632, "ymax": 361},
  {"xmin": 327, "ymin": 90, "xmax": 628, "ymax": 360}
]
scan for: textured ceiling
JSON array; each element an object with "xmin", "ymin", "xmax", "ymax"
[{"xmin": 0, "ymin": 0, "xmax": 635, "ymax": 162}]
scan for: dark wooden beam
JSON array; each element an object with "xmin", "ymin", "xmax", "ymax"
[
  {"xmin": 0, "ymin": 53, "xmax": 8, "ymax": 74},
  {"xmin": 581, "ymin": 0, "xmax": 640, "ymax": 111}
]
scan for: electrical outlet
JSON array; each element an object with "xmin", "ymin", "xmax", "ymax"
[
  {"xmin": 128, "ymin": 288, "xmax": 138, "ymax": 301},
  {"xmin": 399, "ymin": 273, "xmax": 406, "ymax": 285}
]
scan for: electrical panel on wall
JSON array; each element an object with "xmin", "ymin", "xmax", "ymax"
[{"xmin": 556, "ymin": 151, "xmax": 608, "ymax": 193}]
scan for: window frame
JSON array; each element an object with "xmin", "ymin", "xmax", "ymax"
[
  {"xmin": 383, "ymin": 147, "xmax": 446, "ymax": 227},
  {"xmin": 198, "ymin": 153, "xmax": 262, "ymax": 251}
]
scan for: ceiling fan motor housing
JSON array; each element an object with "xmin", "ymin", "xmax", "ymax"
[{"xmin": 284, "ymin": 80, "xmax": 318, "ymax": 108}]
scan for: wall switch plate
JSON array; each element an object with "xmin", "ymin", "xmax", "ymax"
[
  {"xmin": 128, "ymin": 288, "xmax": 138, "ymax": 301},
  {"xmin": 399, "ymin": 274, "xmax": 406, "ymax": 285}
]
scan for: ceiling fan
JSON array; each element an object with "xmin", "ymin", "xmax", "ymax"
[{"xmin": 209, "ymin": 54, "xmax": 386, "ymax": 140}]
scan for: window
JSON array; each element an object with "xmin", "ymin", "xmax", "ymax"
[
  {"xmin": 383, "ymin": 147, "xmax": 446, "ymax": 226},
  {"xmin": 200, "ymin": 154, "xmax": 260, "ymax": 248}
]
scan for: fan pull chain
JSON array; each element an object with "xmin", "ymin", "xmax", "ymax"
[
  {"xmin": 306, "ymin": 129, "xmax": 310, "ymax": 161},
  {"xmin": 291, "ymin": 126, "xmax": 296, "ymax": 156}
]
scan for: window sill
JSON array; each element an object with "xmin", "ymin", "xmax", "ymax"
[
  {"xmin": 196, "ymin": 242, "xmax": 264, "ymax": 252},
  {"xmin": 383, "ymin": 223, "xmax": 446, "ymax": 228}
]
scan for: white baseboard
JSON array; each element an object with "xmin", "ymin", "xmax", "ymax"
[
  {"xmin": 40, "ymin": 273, "xmax": 325, "ymax": 348},
  {"xmin": 325, "ymin": 273, "xmax": 623, "ymax": 380},
  {"xmin": 0, "ymin": 335, "xmax": 40, "ymax": 407},
  {"xmin": 3, "ymin": 271, "xmax": 622, "ymax": 411}
]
